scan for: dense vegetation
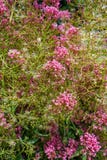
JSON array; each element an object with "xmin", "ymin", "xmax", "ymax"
[{"xmin": 0, "ymin": 0, "xmax": 107, "ymax": 160}]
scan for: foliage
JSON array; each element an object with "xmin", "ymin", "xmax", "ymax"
[{"xmin": 0, "ymin": 0, "xmax": 107, "ymax": 159}]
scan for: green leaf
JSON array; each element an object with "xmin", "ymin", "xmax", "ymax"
[
  {"xmin": 28, "ymin": 139, "xmax": 39, "ymax": 144},
  {"xmin": 16, "ymin": 154, "xmax": 23, "ymax": 160},
  {"xmin": 82, "ymin": 155, "xmax": 87, "ymax": 160}
]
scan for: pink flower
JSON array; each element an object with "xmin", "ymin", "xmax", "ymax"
[
  {"xmin": 80, "ymin": 132, "xmax": 101, "ymax": 157},
  {"xmin": 1, "ymin": 18, "xmax": 8, "ymax": 25},
  {"xmin": 0, "ymin": 110, "xmax": 11, "ymax": 129},
  {"xmin": 44, "ymin": 134, "xmax": 62, "ymax": 159},
  {"xmin": 35, "ymin": 153, "xmax": 41, "ymax": 160},
  {"xmin": 54, "ymin": 46, "xmax": 69, "ymax": 59},
  {"xmin": 8, "ymin": 49, "xmax": 25, "ymax": 65},
  {"xmin": 93, "ymin": 109, "xmax": 107, "ymax": 131},
  {"xmin": 57, "ymin": 10, "xmax": 71, "ymax": 19},
  {"xmin": 70, "ymin": 45, "xmax": 80, "ymax": 54},
  {"xmin": 43, "ymin": 59, "xmax": 65, "ymax": 76},
  {"xmin": 93, "ymin": 64, "xmax": 101, "ymax": 79},
  {"xmin": 44, "ymin": 130, "xmax": 78, "ymax": 160},
  {"xmin": 8, "ymin": 0, "xmax": 13, "ymax": 5},
  {"xmin": 103, "ymin": 149, "xmax": 107, "ymax": 156},
  {"xmin": 15, "ymin": 126, "xmax": 22, "ymax": 138},
  {"xmin": 58, "ymin": 24, "xmax": 66, "ymax": 32},
  {"xmin": 43, "ymin": 6, "xmax": 70, "ymax": 20},
  {"xmin": 44, "ymin": 144, "xmax": 56, "ymax": 159},
  {"xmin": 8, "ymin": 49, "xmax": 21, "ymax": 59},
  {"xmin": 33, "ymin": 0, "xmax": 46, "ymax": 9},
  {"xmin": 0, "ymin": 0, "xmax": 7, "ymax": 15},
  {"xmin": 66, "ymin": 0, "xmax": 71, "ymax": 3},
  {"xmin": 52, "ymin": 91, "xmax": 77, "ymax": 111},
  {"xmin": 66, "ymin": 26, "xmax": 78, "ymax": 37},
  {"xmin": 64, "ymin": 138, "xmax": 78, "ymax": 159},
  {"xmin": 43, "ymin": 6, "xmax": 59, "ymax": 19},
  {"xmin": 44, "ymin": 0, "xmax": 60, "ymax": 8},
  {"xmin": 51, "ymin": 23, "xmax": 58, "ymax": 30},
  {"xmin": 53, "ymin": 35, "xmax": 68, "ymax": 46}
]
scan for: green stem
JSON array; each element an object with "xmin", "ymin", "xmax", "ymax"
[{"xmin": 9, "ymin": 0, "xmax": 16, "ymax": 23}]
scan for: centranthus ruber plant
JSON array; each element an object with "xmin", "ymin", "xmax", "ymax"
[{"xmin": 0, "ymin": 0, "xmax": 106, "ymax": 160}]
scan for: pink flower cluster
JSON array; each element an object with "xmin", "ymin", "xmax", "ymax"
[
  {"xmin": 34, "ymin": 0, "xmax": 60, "ymax": 9},
  {"xmin": 44, "ymin": 0, "xmax": 60, "ymax": 8},
  {"xmin": 34, "ymin": 153, "xmax": 41, "ymax": 160},
  {"xmin": 8, "ymin": 49, "xmax": 21, "ymax": 59},
  {"xmin": 0, "ymin": 0, "xmax": 7, "ymax": 15},
  {"xmin": 93, "ymin": 109, "xmax": 107, "ymax": 130},
  {"xmin": 70, "ymin": 44, "xmax": 80, "ymax": 54},
  {"xmin": 44, "ymin": 6, "xmax": 59, "ymax": 19},
  {"xmin": 53, "ymin": 35, "xmax": 67, "ymax": 46},
  {"xmin": 58, "ymin": 24, "xmax": 66, "ymax": 32},
  {"xmin": 51, "ymin": 23, "xmax": 66, "ymax": 33},
  {"xmin": 44, "ymin": 133, "xmax": 78, "ymax": 160},
  {"xmin": 64, "ymin": 138, "xmax": 78, "ymax": 159},
  {"xmin": 1, "ymin": 18, "xmax": 8, "ymax": 25},
  {"xmin": 44, "ymin": 59, "xmax": 65, "ymax": 76},
  {"xmin": 7, "ymin": 0, "xmax": 13, "ymax": 5},
  {"xmin": 66, "ymin": 0, "xmax": 71, "ymax": 3},
  {"xmin": 44, "ymin": 133, "xmax": 62, "ymax": 159},
  {"xmin": 80, "ymin": 132, "xmax": 101, "ymax": 157},
  {"xmin": 44, "ymin": 6, "xmax": 70, "ymax": 20},
  {"xmin": 93, "ymin": 64, "xmax": 102, "ymax": 78},
  {"xmin": 54, "ymin": 46, "xmax": 69, "ymax": 59},
  {"xmin": 58, "ymin": 10, "xmax": 71, "ymax": 20},
  {"xmin": 8, "ymin": 49, "xmax": 25, "ymax": 65},
  {"xmin": 103, "ymin": 149, "xmax": 107, "ymax": 157},
  {"xmin": 15, "ymin": 126, "xmax": 22, "ymax": 138},
  {"xmin": 0, "ymin": 110, "xmax": 11, "ymax": 129},
  {"xmin": 52, "ymin": 91, "xmax": 77, "ymax": 111},
  {"xmin": 33, "ymin": 1, "xmax": 44, "ymax": 9},
  {"xmin": 33, "ymin": 0, "xmax": 71, "ymax": 20},
  {"xmin": 66, "ymin": 25, "xmax": 78, "ymax": 37},
  {"xmin": 52, "ymin": 25, "xmax": 78, "ymax": 47}
]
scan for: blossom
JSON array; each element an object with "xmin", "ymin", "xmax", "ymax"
[
  {"xmin": 103, "ymin": 149, "xmax": 107, "ymax": 157},
  {"xmin": 8, "ymin": 49, "xmax": 25, "ymax": 66},
  {"xmin": 7, "ymin": 0, "xmax": 13, "ymax": 5},
  {"xmin": 93, "ymin": 64, "xmax": 101, "ymax": 78},
  {"xmin": 43, "ymin": 6, "xmax": 59, "ymax": 19},
  {"xmin": 0, "ymin": 0, "xmax": 7, "ymax": 15},
  {"xmin": 8, "ymin": 49, "xmax": 21, "ymax": 59},
  {"xmin": 15, "ymin": 126, "xmax": 22, "ymax": 138},
  {"xmin": 34, "ymin": 153, "xmax": 41, "ymax": 160},
  {"xmin": 70, "ymin": 45, "xmax": 80, "ymax": 54},
  {"xmin": 1, "ymin": 18, "xmax": 8, "ymax": 25},
  {"xmin": 44, "ymin": 145, "xmax": 56, "ymax": 159},
  {"xmin": 0, "ymin": 110, "xmax": 11, "ymax": 129},
  {"xmin": 52, "ymin": 35, "xmax": 68, "ymax": 46},
  {"xmin": 51, "ymin": 23, "xmax": 58, "ymax": 30},
  {"xmin": 93, "ymin": 109, "xmax": 107, "ymax": 130},
  {"xmin": 52, "ymin": 91, "xmax": 77, "ymax": 111},
  {"xmin": 66, "ymin": 0, "xmax": 71, "ymax": 3},
  {"xmin": 66, "ymin": 26, "xmax": 78, "ymax": 37},
  {"xmin": 44, "ymin": 129, "xmax": 78, "ymax": 160},
  {"xmin": 44, "ymin": 134, "xmax": 62, "ymax": 159},
  {"xmin": 64, "ymin": 138, "xmax": 78, "ymax": 159},
  {"xmin": 43, "ymin": 59, "xmax": 65, "ymax": 76},
  {"xmin": 54, "ymin": 46, "xmax": 69, "ymax": 59},
  {"xmin": 43, "ymin": 6, "xmax": 70, "ymax": 20},
  {"xmin": 57, "ymin": 10, "xmax": 71, "ymax": 20},
  {"xmin": 80, "ymin": 132, "xmax": 101, "ymax": 157},
  {"xmin": 44, "ymin": 0, "xmax": 60, "ymax": 8},
  {"xmin": 58, "ymin": 23, "xmax": 66, "ymax": 32}
]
